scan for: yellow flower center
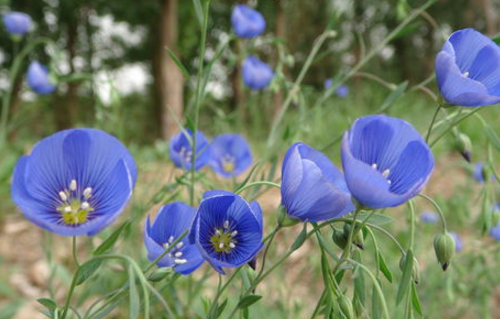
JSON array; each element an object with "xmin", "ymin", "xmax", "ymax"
[
  {"xmin": 56, "ymin": 179, "xmax": 94, "ymax": 225},
  {"xmin": 210, "ymin": 220, "xmax": 238, "ymax": 253}
]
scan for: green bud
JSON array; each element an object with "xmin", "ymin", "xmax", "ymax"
[
  {"xmin": 148, "ymin": 267, "xmax": 173, "ymax": 282},
  {"xmin": 332, "ymin": 227, "xmax": 347, "ymax": 249},
  {"xmin": 337, "ymin": 295, "xmax": 354, "ymax": 319},
  {"xmin": 455, "ymin": 133, "xmax": 472, "ymax": 163},
  {"xmin": 492, "ymin": 210, "xmax": 500, "ymax": 227},
  {"xmin": 399, "ymin": 254, "xmax": 420, "ymax": 284},
  {"xmin": 343, "ymin": 224, "xmax": 364, "ymax": 250},
  {"xmin": 434, "ymin": 232, "xmax": 455, "ymax": 271},
  {"xmin": 277, "ymin": 207, "xmax": 300, "ymax": 227}
]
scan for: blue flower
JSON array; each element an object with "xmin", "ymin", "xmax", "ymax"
[
  {"xmin": 341, "ymin": 115, "xmax": 434, "ymax": 209},
  {"xmin": 242, "ymin": 56, "xmax": 274, "ymax": 90},
  {"xmin": 324, "ymin": 78, "xmax": 333, "ymax": 89},
  {"xmin": 436, "ymin": 28, "xmax": 500, "ymax": 107},
  {"xmin": 169, "ymin": 129, "xmax": 210, "ymax": 171},
  {"xmin": 3, "ymin": 12, "xmax": 32, "ymax": 35},
  {"xmin": 209, "ymin": 133, "xmax": 253, "ymax": 178},
  {"xmin": 231, "ymin": 5, "xmax": 265, "ymax": 39},
  {"xmin": 449, "ymin": 232, "xmax": 463, "ymax": 252},
  {"xmin": 144, "ymin": 202, "xmax": 204, "ymax": 275},
  {"xmin": 27, "ymin": 61, "xmax": 56, "ymax": 95},
  {"xmin": 190, "ymin": 191, "xmax": 263, "ymax": 274},
  {"xmin": 335, "ymin": 85, "xmax": 349, "ymax": 98},
  {"xmin": 420, "ymin": 210, "xmax": 439, "ymax": 224},
  {"xmin": 11, "ymin": 128, "xmax": 137, "ymax": 236},
  {"xmin": 281, "ymin": 142, "xmax": 355, "ymax": 222},
  {"xmin": 473, "ymin": 161, "xmax": 489, "ymax": 183}
]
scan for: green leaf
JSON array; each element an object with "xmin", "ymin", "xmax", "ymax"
[
  {"xmin": 76, "ymin": 259, "xmax": 103, "ymax": 286},
  {"xmin": 377, "ymin": 251, "xmax": 393, "ymax": 283},
  {"xmin": 191, "ymin": 0, "xmax": 203, "ymax": 26},
  {"xmin": 376, "ymin": 81, "xmax": 408, "ymax": 113},
  {"xmin": 372, "ymin": 280, "xmax": 383, "ymax": 319},
  {"xmin": 237, "ymin": 295, "xmax": 262, "ymax": 309},
  {"xmin": 164, "ymin": 47, "xmax": 190, "ymax": 79},
  {"xmin": 396, "ymin": 250, "xmax": 414, "ymax": 305},
  {"xmin": 128, "ymin": 266, "xmax": 140, "ymax": 319},
  {"xmin": 353, "ymin": 250, "xmax": 365, "ymax": 306},
  {"xmin": 290, "ymin": 223, "xmax": 308, "ymax": 251},
  {"xmin": 217, "ymin": 299, "xmax": 228, "ymax": 317},
  {"xmin": 358, "ymin": 212, "xmax": 394, "ymax": 226},
  {"xmin": 37, "ymin": 298, "xmax": 57, "ymax": 312},
  {"xmin": 411, "ymin": 281, "xmax": 423, "ymax": 315},
  {"xmin": 235, "ymin": 162, "xmax": 261, "ymax": 193},
  {"xmin": 94, "ymin": 221, "xmax": 130, "ymax": 256}
]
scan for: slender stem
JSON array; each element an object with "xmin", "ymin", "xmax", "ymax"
[
  {"xmin": 417, "ymin": 193, "xmax": 447, "ymax": 232},
  {"xmin": 408, "ymin": 201, "xmax": 416, "ymax": 248},
  {"xmin": 426, "ymin": 104, "xmax": 442, "ymax": 143},
  {"xmin": 143, "ymin": 230, "xmax": 188, "ymax": 273},
  {"xmin": 72, "ymin": 236, "xmax": 80, "ymax": 267},
  {"xmin": 340, "ymin": 209, "xmax": 361, "ymax": 260},
  {"xmin": 309, "ymin": 289, "xmax": 327, "ymax": 319},
  {"xmin": 256, "ymin": 225, "xmax": 281, "ymax": 279},
  {"xmin": 207, "ymin": 274, "xmax": 223, "ymax": 317},
  {"xmin": 430, "ymin": 107, "xmax": 482, "ymax": 147},
  {"xmin": 235, "ymin": 181, "xmax": 281, "ymax": 194}
]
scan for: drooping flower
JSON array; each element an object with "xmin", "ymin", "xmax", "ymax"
[
  {"xmin": 27, "ymin": 61, "xmax": 56, "ymax": 95},
  {"xmin": 449, "ymin": 232, "xmax": 463, "ymax": 252},
  {"xmin": 242, "ymin": 56, "xmax": 274, "ymax": 90},
  {"xmin": 335, "ymin": 85, "xmax": 349, "ymax": 98},
  {"xmin": 144, "ymin": 202, "xmax": 204, "ymax": 275},
  {"xmin": 190, "ymin": 191, "xmax": 263, "ymax": 274},
  {"xmin": 341, "ymin": 115, "xmax": 434, "ymax": 209},
  {"xmin": 169, "ymin": 129, "xmax": 210, "ymax": 171},
  {"xmin": 420, "ymin": 210, "xmax": 439, "ymax": 224},
  {"xmin": 11, "ymin": 128, "xmax": 137, "ymax": 236},
  {"xmin": 3, "ymin": 12, "xmax": 32, "ymax": 35},
  {"xmin": 231, "ymin": 5, "xmax": 266, "ymax": 39},
  {"xmin": 209, "ymin": 133, "xmax": 252, "ymax": 178},
  {"xmin": 281, "ymin": 142, "xmax": 355, "ymax": 222},
  {"xmin": 436, "ymin": 28, "xmax": 500, "ymax": 107}
]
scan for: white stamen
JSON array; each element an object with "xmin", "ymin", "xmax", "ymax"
[
  {"xmin": 83, "ymin": 187, "xmax": 92, "ymax": 199},
  {"xmin": 229, "ymin": 242, "xmax": 236, "ymax": 249},
  {"xmin": 215, "ymin": 229, "xmax": 221, "ymax": 235},
  {"xmin": 81, "ymin": 202, "xmax": 90, "ymax": 210},
  {"xmin": 223, "ymin": 220, "xmax": 230, "ymax": 229},
  {"xmin": 387, "ymin": 180, "xmax": 392, "ymax": 185},
  {"xmin": 168, "ymin": 236, "xmax": 174, "ymax": 243},
  {"xmin": 219, "ymin": 243, "xmax": 224, "ymax": 249},
  {"xmin": 176, "ymin": 242, "xmax": 184, "ymax": 249},
  {"xmin": 69, "ymin": 180, "xmax": 77, "ymax": 191},
  {"xmin": 59, "ymin": 191, "xmax": 68, "ymax": 202},
  {"xmin": 167, "ymin": 253, "xmax": 172, "ymax": 258},
  {"xmin": 371, "ymin": 163, "xmax": 377, "ymax": 170},
  {"xmin": 382, "ymin": 169, "xmax": 390, "ymax": 178},
  {"xmin": 174, "ymin": 252, "xmax": 183, "ymax": 258},
  {"xmin": 64, "ymin": 206, "xmax": 72, "ymax": 213},
  {"xmin": 163, "ymin": 243, "xmax": 170, "ymax": 249},
  {"xmin": 231, "ymin": 230, "xmax": 238, "ymax": 237},
  {"xmin": 463, "ymin": 71, "xmax": 470, "ymax": 77},
  {"xmin": 175, "ymin": 259, "xmax": 187, "ymax": 264}
]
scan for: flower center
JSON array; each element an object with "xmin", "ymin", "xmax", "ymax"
[
  {"xmin": 179, "ymin": 146, "xmax": 193, "ymax": 164},
  {"xmin": 162, "ymin": 236, "xmax": 187, "ymax": 265},
  {"xmin": 221, "ymin": 154, "xmax": 235, "ymax": 172},
  {"xmin": 371, "ymin": 163, "xmax": 392, "ymax": 185},
  {"xmin": 56, "ymin": 179, "xmax": 94, "ymax": 225},
  {"xmin": 210, "ymin": 220, "xmax": 238, "ymax": 253}
]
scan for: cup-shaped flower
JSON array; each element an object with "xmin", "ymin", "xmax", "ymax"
[
  {"xmin": 209, "ymin": 133, "xmax": 252, "ymax": 178},
  {"xmin": 27, "ymin": 61, "xmax": 56, "ymax": 95},
  {"xmin": 144, "ymin": 202, "xmax": 204, "ymax": 275},
  {"xmin": 11, "ymin": 128, "xmax": 137, "ymax": 236},
  {"xmin": 3, "ymin": 12, "xmax": 32, "ymax": 35},
  {"xmin": 450, "ymin": 232, "xmax": 463, "ymax": 252},
  {"xmin": 420, "ymin": 210, "xmax": 438, "ymax": 224},
  {"xmin": 341, "ymin": 115, "xmax": 434, "ymax": 209},
  {"xmin": 436, "ymin": 28, "xmax": 500, "ymax": 107},
  {"xmin": 169, "ymin": 129, "xmax": 210, "ymax": 171},
  {"xmin": 231, "ymin": 5, "xmax": 265, "ymax": 39},
  {"xmin": 190, "ymin": 191, "xmax": 263, "ymax": 274},
  {"xmin": 281, "ymin": 142, "xmax": 355, "ymax": 222},
  {"xmin": 242, "ymin": 56, "xmax": 274, "ymax": 90}
]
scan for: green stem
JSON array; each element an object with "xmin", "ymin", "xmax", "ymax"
[
  {"xmin": 430, "ymin": 107, "xmax": 482, "ymax": 148},
  {"xmin": 417, "ymin": 193, "xmax": 447, "ymax": 232},
  {"xmin": 235, "ymin": 181, "xmax": 281, "ymax": 194},
  {"xmin": 408, "ymin": 200, "xmax": 416, "ymax": 249},
  {"xmin": 189, "ymin": 0, "xmax": 211, "ymax": 206},
  {"xmin": 72, "ymin": 236, "xmax": 80, "ymax": 268},
  {"xmin": 426, "ymin": 104, "xmax": 442, "ymax": 143}
]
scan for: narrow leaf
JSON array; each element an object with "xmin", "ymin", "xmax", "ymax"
[
  {"xmin": 37, "ymin": 298, "xmax": 57, "ymax": 311},
  {"xmin": 396, "ymin": 250, "xmax": 414, "ymax": 305},
  {"xmin": 94, "ymin": 221, "xmax": 130, "ymax": 256},
  {"xmin": 411, "ymin": 281, "xmax": 423, "ymax": 315},
  {"xmin": 237, "ymin": 295, "xmax": 262, "ymax": 309},
  {"xmin": 377, "ymin": 251, "xmax": 393, "ymax": 283},
  {"xmin": 76, "ymin": 259, "xmax": 102, "ymax": 286},
  {"xmin": 377, "ymin": 81, "xmax": 408, "ymax": 113},
  {"xmin": 290, "ymin": 223, "xmax": 308, "ymax": 251},
  {"xmin": 128, "ymin": 266, "xmax": 140, "ymax": 319}
]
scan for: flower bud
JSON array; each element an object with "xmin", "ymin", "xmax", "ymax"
[
  {"xmin": 148, "ymin": 267, "xmax": 173, "ymax": 282},
  {"xmin": 433, "ymin": 232, "xmax": 455, "ymax": 271},
  {"xmin": 399, "ymin": 254, "xmax": 420, "ymax": 284},
  {"xmin": 337, "ymin": 295, "xmax": 354, "ymax": 319},
  {"xmin": 343, "ymin": 224, "xmax": 364, "ymax": 250},
  {"xmin": 332, "ymin": 227, "xmax": 347, "ymax": 249},
  {"xmin": 455, "ymin": 133, "xmax": 472, "ymax": 163},
  {"xmin": 277, "ymin": 207, "xmax": 300, "ymax": 227}
]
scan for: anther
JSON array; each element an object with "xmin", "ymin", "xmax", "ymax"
[
  {"xmin": 382, "ymin": 169, "xmax": 390, "ymax": 178},
  {"xmin": 463, "ymin": 71, "xmax": 469, "ymax": 77},
  {"xmin": 81, "ymin": 202, "xmax": 90, "ymax": 210},
  {"xmin": 168, "ymin": 236, "xmax": 174, "ymax": 244},
  {"xmin": 176, "ymin": 242, "xmax": 184, "ymax": 249},
  {"xmin": 231, "ymin": 230, "xmax": 238, "ymax": 237},
  {"xmin": 59, "ymin": 191, "xmax": 68, "ymax": 202},
  {"xmin": 69, "ymin": 180, "xmax": 77, "ymax": 191},
  {"xmin": 219, "ymin": 243, "xmax": 224, "ymax": 249},
  {"xmin": 163, "ymin": 243, "xmax": 170, "ymax": 249},
  {"xmin": 223, "ymin": 220, "xmax": 230, "ymax": 229},
  {"xmin": 64, "ymin": 206, "xmax": 72, "ymax": 213},
  {"xmin": 229, "ymin": 242, "xmax": 236, "ymax": 248},
  {"xmin": 174, "ymin": 252, "xmax": 183, "ymax": 258},
  {"xmin": 83, "ymin": 187, "xmax": 92, "ymax": 199},
  {"xmin": 371, "ymin": 163, "xmax": 377, "ymax": 169},
  {"xmin": 175, "ymin": 259, "xmax": 187, "ymax": 264}
]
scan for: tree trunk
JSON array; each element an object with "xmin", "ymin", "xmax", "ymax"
[
  {"xmin": 480, "ymin": 0, "xmax": 496, "ymax": 35},
  {"xmin": 159, "ymin": 0, "xmax": 184, "ymax": 140}
]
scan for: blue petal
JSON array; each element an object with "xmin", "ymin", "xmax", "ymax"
[
  {"xmin": 449, "ymin": 29, "xmax": 496, "ymax": 74},
  {"xmin": 242, "ymin": 56, "xmax": 274, "ymax": 90},
  {"xmin": 249, "ymin": 201, "xmax": 263, "ymax": 231},
  {"xmin": 209, "ymin": 133, "xmax": 253, "ymax": 178},
  {"xmin": 169, "ymin": 129, "xmax": 210, "ymax": 170},
  {"xmin": 3, "ymin": 12, "xmax": 32, "ymax": 35},
  {"xmin": 144, "ymin": 217, "xmax": 174, "ymax": 268},
  {"xmin": 27, "ymin": 62, "xmax": 56, "ymax": 95},
  {"xmin": 203, "ymin": 189, "xmax": 235, "ymax": 199},
  {"xmin": 149, "ymin": 202, "xmax": 196, "ymax": 244},
  {"xmin": 231, "ymin": 5, "xmax": 266, "ymax": 38}
]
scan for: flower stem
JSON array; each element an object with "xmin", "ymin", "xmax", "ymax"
[
  {"xmin": 430, "ymin": 107, "xmax": 482, "ymax": 148},
  {"xmin": 417, "ymin": 193, "xmax": 448, "ymax": 232},
  {"xmin": 426, "ymin": 104, "xmax": 442, "ymax": 143},
  {"xmin": 72, "ymin": 236, "xmax": 80, "ymax": 268},
  {"xmin": 234, "ymin": 181, "xmax": 281, "ymax": 194}
]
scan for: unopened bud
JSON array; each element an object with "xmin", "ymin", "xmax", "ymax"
[
  {"xmin": 343, "ymin": 224, "xmax": 364, "ymax": 250},
  {"xmin": 332, "ymin": 228, "xmax": 347, "ymax": 249},
  {"xmin": 148, "ymin": 267, "xmax": 173, "ymax": 282},
  {"xmin": 399, "ymin": 254, "xmax": 420, "ymax": 284},
  {"xmin": 337, "ymin": 295, "xmax": 354, "ymax": 319},
  {"xmin": 277, "ymin": 207, "xmax": 300, "ymax": 227},
  {"xmin": 456, "ymin": 133, "xmax": 472, "ymax": 163},
  {"xmin": 434, "ymin": 232, "xmax": 456, "ymax": 271}
]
